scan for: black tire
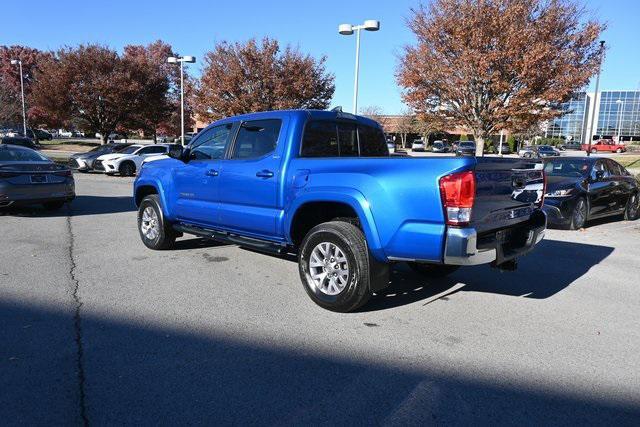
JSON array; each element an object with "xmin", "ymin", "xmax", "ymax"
[
  {"xmin": 591, "ymin": 148, "xmax": 597, "ymax": 154},
  {"xmin": 524, "ymin": 152, "xmax": 532, "ymax": 158},
  {"xmin": 137, "ymin": 194, "xmax": 177, "ymax": 250},
  {"xmin": 616, "ymin": 148, "xmax": 623, "ymax": 154},
  {"xmin": 569, "ymin": 197, "xmax": 588, "ymax": 230},
  {"xmin": 42, "ymin": 201, "xmax": 66, "ymax": 211},
  {"xmin": 119, "ymin": 161, "xmax": 136, "ymax": 177},
  {"xmin": 408, "ymin": 263, "xmax": 460, "ymax": 277},
  {"xmin": 298, "ymin": 221, "xmax": 374, "ymax": 312},
  {"xmin": 624, "ymin": 192, "xmax": 640, "ymax": 221}
]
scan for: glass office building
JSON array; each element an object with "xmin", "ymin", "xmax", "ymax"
[
  {"xmin": 546, "ymin": 90, "xmax": 640, "ymax": 142},
  {"xmin": 595, "ymin": 90, "xmax": 640, "ymax": 141},
  {"xmin": 546, "ymin": 92, "xmax": 589, "ymax": 142}
]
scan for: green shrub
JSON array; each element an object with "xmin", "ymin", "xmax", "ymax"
[
  {"xmin": 507, "ymin": 135, "xmax": 516, "ymax": 152},
  {"xmin": 458, "ymin": 133, "xmax": 468, "ymax": 141}
]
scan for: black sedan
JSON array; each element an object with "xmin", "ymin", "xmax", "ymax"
[
  {"xmin": 542, "ymin": 157, "xmax": 639, "ymax": 229},
  {"xmin": 455, "ymin": 141, "xmax": 476, "ymax": 156},
  {"xmin": 520, "ymin": 145, "xmax": 560, "ymax": 158},
  {"xmin": 68, "ymin": 142, "xmax": 133, "ymax": 172},
  {"xmin": 0, "ymin": 144, "xmax": 75, "ymax": 210}
]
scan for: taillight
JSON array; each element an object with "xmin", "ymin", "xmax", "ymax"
[
  {"xmin": 439, "ymin": 170, "xmax": 476, "ymax": 226},
  {"xmin": 0, "ymin": 171, "xmax": 19, "ymax": 178}
]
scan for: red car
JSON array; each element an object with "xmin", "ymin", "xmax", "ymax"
[{"xmin": 582, "ymin": 139, "xmax": 626, "ymax": 154}]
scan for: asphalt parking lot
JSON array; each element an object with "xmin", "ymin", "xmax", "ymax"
[{"xmin": 2, "ymin": 173, "xmax": 640, "ymax": 425}]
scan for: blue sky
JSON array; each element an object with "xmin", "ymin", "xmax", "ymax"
[{"xmin": 2, "ymin": 0, "xmax": 638, "ymax": 114}]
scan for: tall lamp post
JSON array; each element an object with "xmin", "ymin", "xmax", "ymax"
[
  {"xmin": 167, "ymin": 55, "xmax": 195, "ymax": 145},
  {"xmin": 10, "ymin": 59, "xmax": 27, "ymax": 136},
  {"xmin": 338, "ymin": 20, "xmax": 380, "ymax": 115},
  {"xmin": 587, "ymin": 40, "xmax": 605, "ymax": 157},
  {"xmin": 615, "ymin": 99, "xmax": 624, "ymax": 142}
]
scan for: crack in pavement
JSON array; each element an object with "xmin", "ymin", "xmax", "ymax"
[{"xmin": 66, "ymin": 209, "xmax": 89, "ymax": 426}]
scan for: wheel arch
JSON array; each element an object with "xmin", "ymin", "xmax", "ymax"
[{"xmin": 286, "ymin": 190, "xmax": 384, "ymax": 260}]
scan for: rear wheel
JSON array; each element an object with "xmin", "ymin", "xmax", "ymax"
[
  {"xmin": 298, "ymin": 221, "xmax": 373, "ymax": 312},
  {"xmin": 138, "ymin": 195, "xmax": 177, "ymax": 250},
  {"xmin": 42, "ymin": 201, "xmax": 66, "ymax": 211},
  {"xmin": 408, "ymin": 263, "xmax": 460, "ymax": 277},
  {"xmin": 616, "ymin": 148, "xmax": 623, "ymax": 154},
  {"xmin": 624, "ymin": 192, "xmax": 639, "ymax": 221},
  {"xmin": 569, "ymin": 197, "xmax": 588, "ymax": 230},
  {"xmin": 119, "ymin": 161, "xmax": 136, "ymax": 177}
]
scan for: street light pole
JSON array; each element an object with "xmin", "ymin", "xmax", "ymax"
[
  {"xmin": 587, "ymin": 40, "xmax": 605, "ymax": 157},
  {"xmin": 10, "ymin": 59, "xmax": 27, "ymax": 136},
  {"xmin": 616, "ymin": 99, "xmax": 624, "ymax": 142},
  {"xmin": 167, "ymin": 55, "xmax": 196, "ymax": 145},
  {"xmin": 339, "ymin": 20, "xmax": 380, "ymax": 114}
]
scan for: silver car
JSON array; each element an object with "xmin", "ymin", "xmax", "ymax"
[{"xmin": 0, "ymin": 145, "xmax": 75, "ymax": 210}]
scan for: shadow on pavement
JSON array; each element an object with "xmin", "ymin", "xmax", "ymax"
[
  {"xmin": 1, "ymin": 299, "xmax": 637, "ymax": 425},
  {"xmin": 0, "ymin": 195, "xmax": 135, "ymax": 217},
  {"xmin": 364, "ymin": 239, "xmax": 614, "ymax": 312}
]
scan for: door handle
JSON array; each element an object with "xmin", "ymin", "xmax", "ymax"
[
  {"xmin": 206, "ymin": 169, "xmax": 219, "ymax": 177},
  {"xmin": 256, "ymin": 170, "xmax": 274, "ymax": 178}
]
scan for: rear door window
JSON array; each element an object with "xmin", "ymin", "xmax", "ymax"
[{"xmin": 301, "ymin": 121, "xmax": 339, "ymax": 157}]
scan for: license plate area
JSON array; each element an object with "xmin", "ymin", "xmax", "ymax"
[{"xmin": 30, "ymin": 175, "xmax": 47, "ymax": 183}]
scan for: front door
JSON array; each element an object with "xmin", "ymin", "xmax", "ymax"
[
  {"xmin": 217, "ymin": 118, "xmax": 286, "ymax": 238},
  {"xmin": 588, "ymin": 160, "xmax": 615, "ymax": 217},
  {"xmin": 173, "ymin": 123, "xmax": 234, "ymax": 227}
]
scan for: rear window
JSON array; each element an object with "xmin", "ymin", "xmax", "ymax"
[
  {"xmin": 0, "ymin": 147, "xmax": 48, "ymax": 162},
  {"xmin": 301, "ymin": 120, "xmax": 388, "ymax": 158}
]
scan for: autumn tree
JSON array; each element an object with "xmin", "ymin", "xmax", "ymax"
[
  {"xmin": 122, "ymin": 41, "xmax": 189, "ymax": 142},
  {"xmin": 396, "ymin": 109, "xmax": 417, "ymax": 148},
  {"xmin": 195, "ymin": 37, "xmax": 335, "ymax": 121},
  {"xmin": 0, "ymin": 46, "xmax": 51, "ymax": 127},
  {"xmin": 397, "ymin": 0, "xmax": 604, "ymax": 156},
  {"xmin": 31, "ymin": 45, "xmax": 151, "ymax": 144},
  {"xmin": 360, "ymin": 105, "xmax": 390, "ymax": 131}
]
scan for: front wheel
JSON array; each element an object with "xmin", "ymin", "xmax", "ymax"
[
  {"xmin": 591, "ymin": 148, "xmax": 597, "ymax": 153},
  {"xmin": 616, "ymin": 148, "xmax": 623, "ymax": 153},
  {"xmin": 624, "ymin": 192, "xmax": 640, "ymax": 221},
  {"xmin": 408, "ymin": 263, "xmax": 460, "ymax": 277},
  {"xmin": 138, "ymin": 195, "xmax": 177, "ymax": 250},
  {"xmin": 569, "ymin": 197, "xmax": 588, "ymax": 230},
  {"xmin": 298, "ymin": 221, "xmax": 374, "ymax": 312}
]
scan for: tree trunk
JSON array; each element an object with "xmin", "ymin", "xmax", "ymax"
[{"xmin": 474, "ymin": 135, "xmax": 485, "ymax": 156}]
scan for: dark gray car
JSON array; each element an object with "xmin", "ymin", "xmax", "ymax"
[
  {"xmin": 69, "ymin": 143, "xmax": 133, "ymax": 172},
  {"xmin": 0, "ymin": 145, "xmax": 75, "ymax": 210}
]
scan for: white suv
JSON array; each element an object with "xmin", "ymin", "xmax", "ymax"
[{"xmin": 94, "ymin": 144, "xmax": 175, "ymax": 176}]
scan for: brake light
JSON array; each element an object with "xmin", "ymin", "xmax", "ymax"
[{"xmin": 439, "ymin": 170, "xmax": 475, "ymax": 226}]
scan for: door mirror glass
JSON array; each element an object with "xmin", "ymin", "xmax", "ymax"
[
  {"xmin": 595, "ymin": 170, "xmax": 605, "ymax": 181},
  {"xmin": 168, "ymin": 145, "xmax": 184, "ymax": 160}
]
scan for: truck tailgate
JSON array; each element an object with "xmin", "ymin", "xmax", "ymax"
[{"xmin": 472, "ymin": 157, "xmax": 544, "ymax": 234}]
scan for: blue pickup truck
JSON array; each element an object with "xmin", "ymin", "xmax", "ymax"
[{"xmin": 134, "ymin": 110, "xmax": 546, "ymax": 312}]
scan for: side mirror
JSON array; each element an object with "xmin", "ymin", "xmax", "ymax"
[
  {"xmin": 595, "ymin": 170, "xmax": 605, "ymax": 181},
  {"xmin": 168, "ymin": 145, "xmax": 184, "ymax": 160}
]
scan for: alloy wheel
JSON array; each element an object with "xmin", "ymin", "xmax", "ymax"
[
  {"xmin": 308, "ymin": 242, "xmax": 350, "ymax": 295},
  {"xmin": 140, "ymin": 207, "xmax": 159, "ymax": 240}
]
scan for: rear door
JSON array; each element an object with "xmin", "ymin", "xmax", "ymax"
[
  {"xmin": 604, "ymin": 159, "xmax": 631, "ymax": 212},
  {"xmin": 172, "ymin": 123, "xmax": 234, "ymax": 226},
  {"xmin": 471, "ymin": 157, "xmax": 544, "ymax": 233},
  {"xmin": 217, "ymin": 118, "xmax": 286, "ymax": 238}
]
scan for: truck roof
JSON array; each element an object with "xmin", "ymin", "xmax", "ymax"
[{"xmin": 208, "ymin": 109, "xmax": 381, "ymax": 129}]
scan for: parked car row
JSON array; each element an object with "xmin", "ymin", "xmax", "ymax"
[
  {"xmin": 518, "ymin": 145, "xmax": 561, "ymax": 158},
  {"xmin": 69, "ymin": 143, "xmax": 180, "ymax": 177}
]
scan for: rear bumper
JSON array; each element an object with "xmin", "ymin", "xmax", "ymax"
[
  {"xmin": 542, "ymin": 197, "xmax": 579, "ymax": 225},
  {"xmin": 0, "ymin": 181, "xmax": 75, "ymax": 207},
  {"xmin": 444, "ymin": 210, "xmax": 546, "ymax": 266}
]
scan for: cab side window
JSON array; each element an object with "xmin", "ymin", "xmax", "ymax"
[
  {"xmin": 301, "ymin": 121, "xmax": 339, "ymax": 157},
  {"xmin": 190, "ymin": 124, "xmax": 233, "ymax": 160},
  {"xmin": 232, "ymin": 119, "xmax": 282, "ymax": 160}
]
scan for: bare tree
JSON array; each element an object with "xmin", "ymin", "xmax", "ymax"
[
  {"xmin": 396, "ymin": 109, "xmax": 416, "ymax": 148},
  {"xmin": 397, "ymin": 0, "xmax": 604, "ymax": 156},
  {"xmin": 360, "ymin": 105, "xmax": 390, "ymax": 131}
]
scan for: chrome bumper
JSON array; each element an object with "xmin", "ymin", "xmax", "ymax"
[{"xmin": 444, "ymin": 219, "xmax": 546, "ymax": 266}]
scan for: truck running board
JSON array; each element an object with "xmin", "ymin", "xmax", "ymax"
[{"xmin": 173, "ymin": 223, "xmax": 288, "ymax": 255}]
